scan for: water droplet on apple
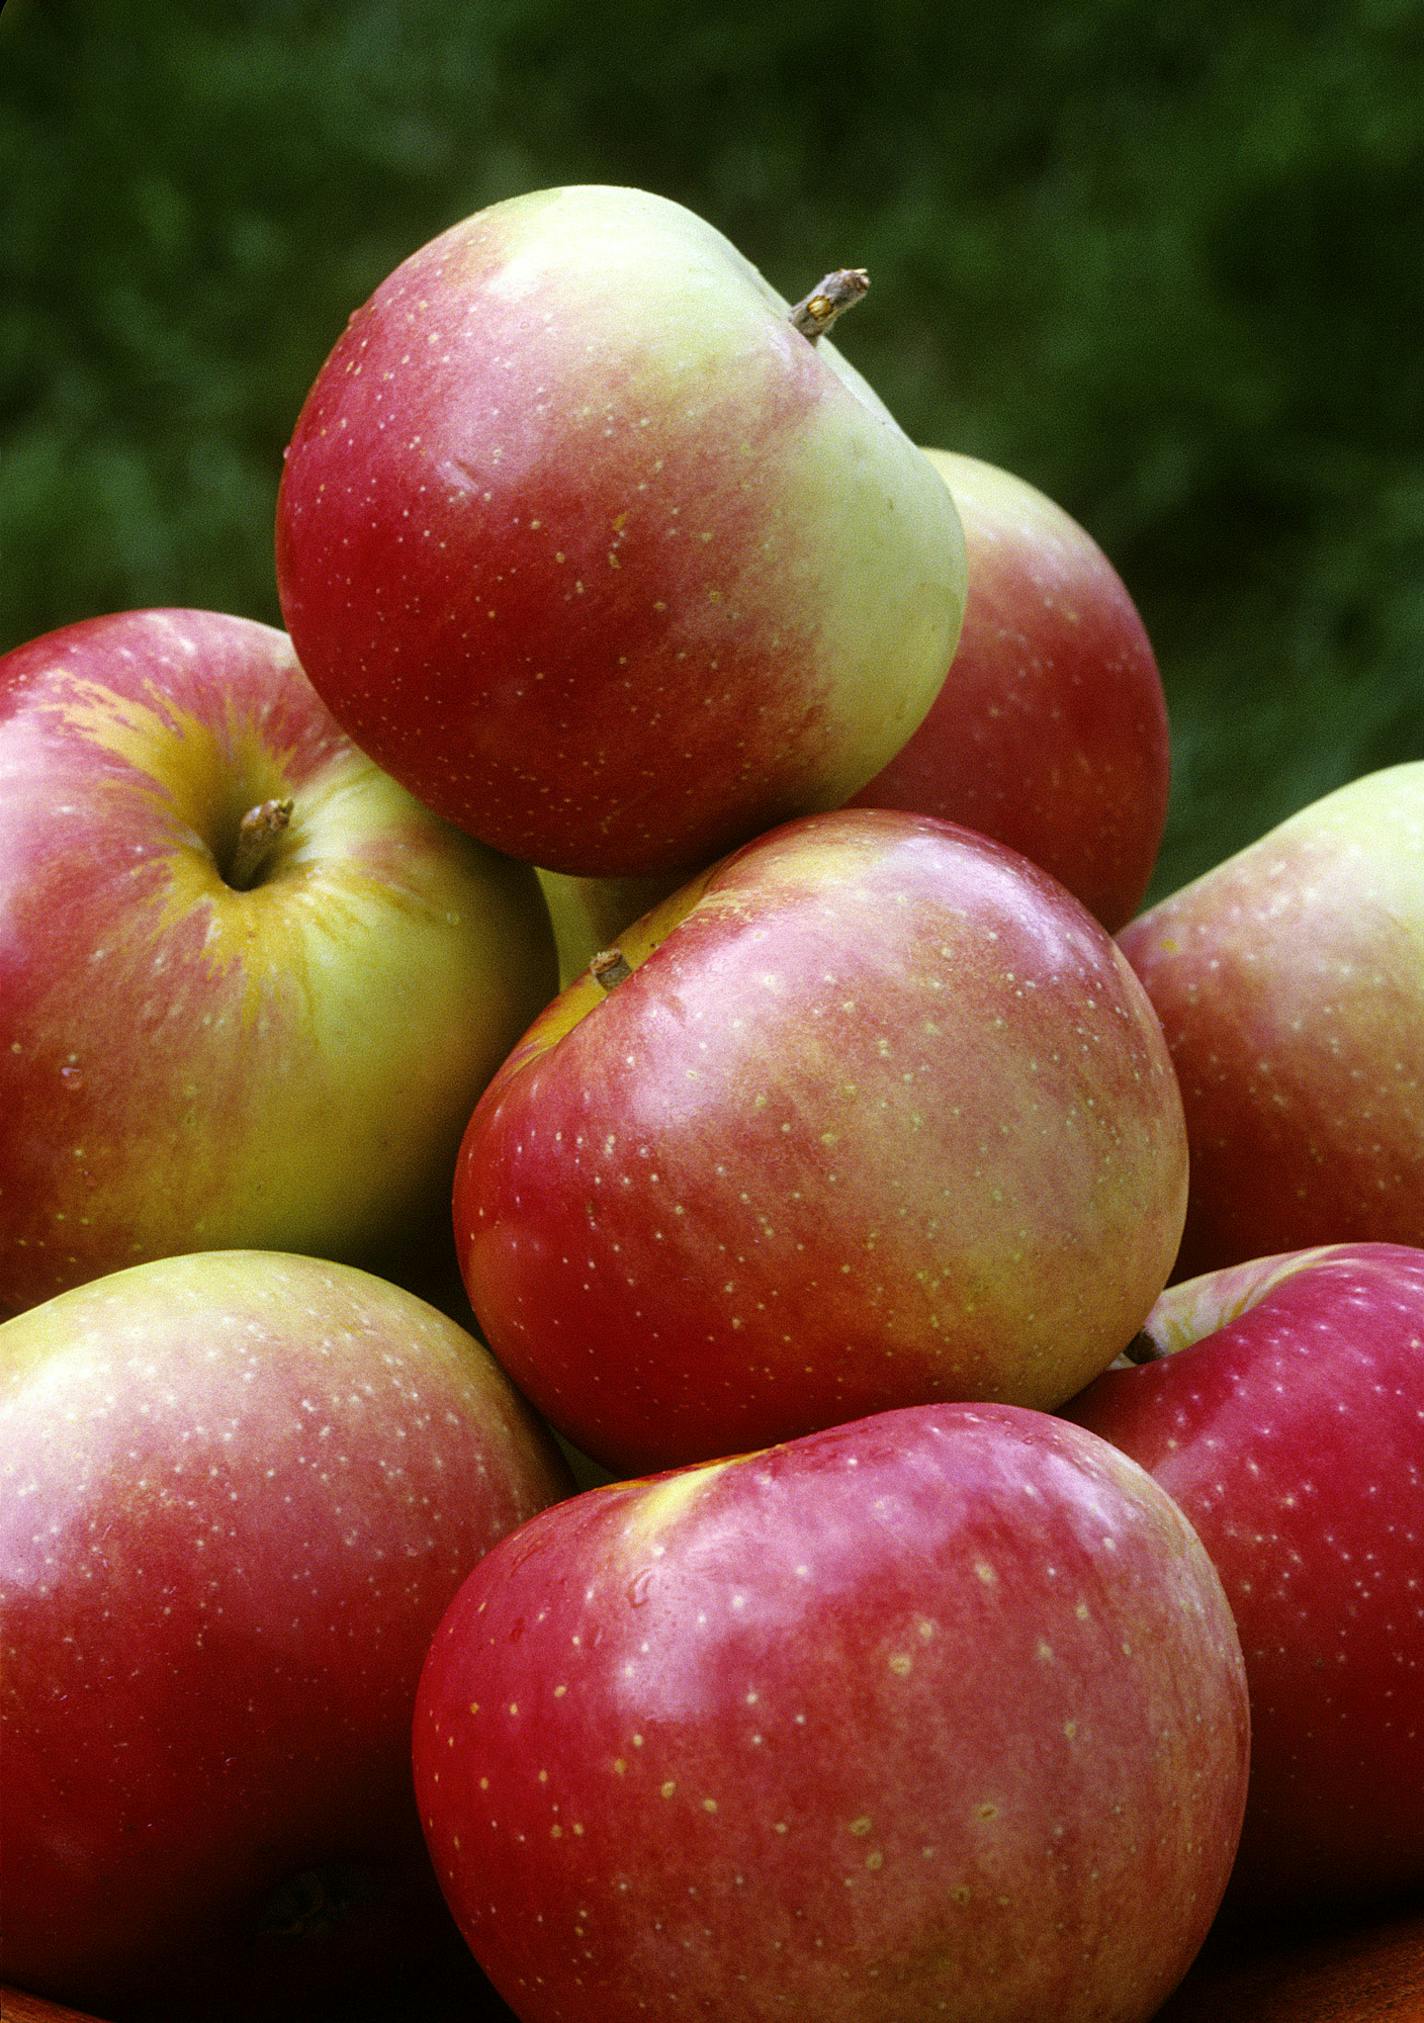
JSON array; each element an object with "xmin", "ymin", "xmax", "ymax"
[{"xmin": 60, "ymin": 1065, "xmax": 84, "ymax": 1091}]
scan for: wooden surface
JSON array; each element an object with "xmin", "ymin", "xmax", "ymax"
[
  {"xmin": 1, "ymin": 1994, "xmax": 108, "ymax": 2023},
  {"xmin": 1158, "ymin": 1903, "xmax": 1424, "ymax": 2021},
  {"xmin": 4, "ymin": 1904, "xmax": 1422, "ymax": 2019}
]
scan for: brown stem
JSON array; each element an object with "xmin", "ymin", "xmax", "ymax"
[
  {"xmin": 590, "ymin": 947, "xmax": 633, "ymax": 992},
  {"xmin": 1121, "ymin": 1328, "xmax": 1167, "ymax": 1366},
  {"xmin": 227, "ymin": 797, "xmax": 293, "ymax": 891},
  {"xmin": 789, "ymin": 268, "xmax": 870, "ymax": 344}
]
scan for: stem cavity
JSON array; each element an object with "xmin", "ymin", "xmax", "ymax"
[{"xmin": 227, "ymin": 797, "xmax": 294, "ymax": 891}]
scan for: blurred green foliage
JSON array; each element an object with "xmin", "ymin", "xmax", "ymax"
[{"xmin": 3, "ymin": 0, "xmax": 1421, "ymax": 896}]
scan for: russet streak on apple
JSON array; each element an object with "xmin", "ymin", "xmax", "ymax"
[
  {"xmin": 414, "ymin": 1403, "xmax": 1249, "ymax": 2021},
  {"xmin": 456, "ymin": 808, "xmax": 1188, "ymax": 1472},
  {"xmin": 276, "ymin": 185, "xmax": 966, "ymax": 875}
]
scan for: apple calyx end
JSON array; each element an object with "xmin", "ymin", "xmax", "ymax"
[
  {"xmin": 590, "ymin": 947, "xmax": 634, "ymax": 992},
  {"xmin": 789, "ymin": 268, "xmax": 870, "ymax": 345},
  {"xmin": 227, "ymin": 796, "xmax": 294, "ymax": 891}
]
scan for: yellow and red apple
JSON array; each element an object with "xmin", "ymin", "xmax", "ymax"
[
  {"xmin": 414, "ymin": 1402, "xmax": 1249, "ymax": 2022},
  {"xmin": 1066, "ymin": 1240, "xmax": 1424, "ymax": 1913},
  {"xmin": 1120, "ymin": 762, "xmax": 1424, "ymax": 1275},
  {"xmin": 0, "ymin": 1250, "xmax": 570, "ymax": 2020},
  {"xmin": 455, "ymin": 808, "xmax": 1188, "ymax": 1472},
  {"xmin": 0, "ymin": 608, "xmax": 556, "ymax": 1316},
  {"xmin": 276, "ymin": 185, "xmax": 966, "ymax": 876}
]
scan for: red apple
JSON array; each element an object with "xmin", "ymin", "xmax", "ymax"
[
  {"xmin": 414, "ymin": 1401, "xmax": 1249, "ymax": 2023},
  {"xmin": 0, "ymin": 1249, "xmax": 570, "ymax": 2020},
  {"xmin": 276, "ymin": 184, "xmax": 966, "ymax": 876},
  {"xmin": 850, "ymin": 449, "xmax": 1170, "ymax": 932},
  {"xmin": 1118, "ymin": 761, "xmax": 1424, "ymax": 1276},
  {"xmin": 455, "ymin": 808, "xmax": 1188, "ymax": 1473},
  {"xmin": 1064, "ymin": 1241, "xmax": 1424, "ymax": 1912},
  {"xmin": 0, "ymin": 608, "xmax": 556, "ymax": 1317}
]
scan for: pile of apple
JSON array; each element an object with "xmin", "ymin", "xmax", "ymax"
[{"xmin": 2, "ymin": 186, "xmax": 1420, "ymax": 2023}]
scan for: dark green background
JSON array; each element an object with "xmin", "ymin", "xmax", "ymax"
[{"xmin": 4, "ymin": 0, "xmax": 1421, "ymax": 899}]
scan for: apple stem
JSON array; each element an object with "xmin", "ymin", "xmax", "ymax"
[
  {"xmin": 789, "ymin": 269, "xmax": 870, "ymax": 345},
  {"xmin": 1122, "ymin": 1329, "xmax": 1167, "ymax": 1365},
  {"xmin": 591, "ymin": 947, "xmax": 633, "ymax": 992},
  {"xmin": 228, "ymin": 797, "xmax": 294, "ymax": 891}
]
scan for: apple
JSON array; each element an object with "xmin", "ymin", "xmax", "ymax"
[
  {"xmin": 0, "ymin": 1248, "xmax": 570, "ymax": 2021},
  {"xmin": 414, "ymin": 1400, "xmax": 1250, "ymax": 2023},
  {"xmin": 275, "ymin": 184, "xmax": 967, "ymax": 877},
  {"xmin": 0, "ymin": 608, "xmax": 557, "ymax": 1318},
  {"xmin": 455, "ymin": 807, "xmax": 1188, "ymax": 1473},
  {"xmin": 1063, "ymin": 1240, "xmax": 1424, "ymax": 1913},
  {"xmin": 850, "ymin": 449, "xmax": 1170, "ymax": 933},
  {"xmin": 1118, "ymin": 762, "xmax": 1424, "ymax": 1276}
]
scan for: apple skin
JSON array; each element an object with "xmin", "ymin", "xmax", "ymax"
[
  {"xmin": 455, "ymin": 807, "xmax": 1188, "ymax": 1473},
  {"xmin": 275, "ymin": 184, "xmax": 966, "ymax": 877},
  {"xmin": 413, "ymin": 1401, "xmax": 1249, "ymax": 2023},
  {"xmin": 850, "ymin": 449, "xmax": 1170, "ymax": 933},
  {"xmin": 0, "ymin": 1249, "xmax": 569, "ymax": 2021},
  {"xmin": 0, "ymin": 608, "xmax": 557, "ymax": 1317},
  {"xmin": 1118, "ymin": 762, "xmax": 1424, "ymax": 1277},
  {"xmin": 1063, "ymin": 1241, "xmax": 1424, "ymax": 1914}
]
